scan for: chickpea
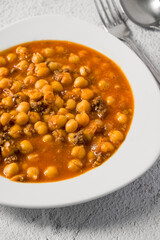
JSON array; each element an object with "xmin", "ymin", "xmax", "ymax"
[
  {"xmin": 27, "ymin": 153, "xmax": 39, "ymax": 162},
  {"xmin": 82, "ymin": 127, "xmax": 93, "ymax": 141},
  {"xmin": 101, "ymin": 142, "xmax": 114, "ymax": 153},
  {"xmin": 81, "ymin": 88, "xmax": 94, "ymax": 100},
  {"xmin": 66, "ymin": 113, "xmax": 75, "ymax": 120},
  {"xmin": 43, "ymin": 91, "xmax": 55, "ymax": 105},
  {"xmin": 17, "ymin": 102, "xmax": 30, "ymax": 113},
  {"xmin": 10, "ymin": 110, "xmax": 17, "ymax": 117},
  {"xmin": 27, "ymin": 167, "xmax": 39, "ymax": 180},
  {"xmin": 98, "ymin": 80, "xmax": 110, "ymax": 91},
  {"xmin": 2, "ymin": 96, "xmax": 14, "ymax": 108},
  {"xmin": 65, "ymin": 99, "xmax": 76, "ymax": 110},
  {"xmin": 42, "ymin": 48, "xmax": 54, "ymax": 57},
  {"xmin": 0, "ymin": 56, "xmax": 6, "ymax": 66},
  {"xmin": 0, "ymin": 78, "xmax": 10, "ymax": 88},
  {"xmin": 75, "ymin": 112, "xmax": 90, "ymax": 127},
  {"xmin": 35, "ymin": 79, "xmax": 48, "ymax": 89},
  {"xmin": 55, "ymin": 95, "xmax": 64, "ymax": 109},
  {"xmin": 24, "ymin": 124, "xmax": 35, "ymax": 137},
  {"xmin": 19, "ymin": 140, "xmax": 33, "ymax": 154},
  {"xmin": 48, "ymin": 62, "xmax": 62, "ymax": 71},
  {"xmin": 115, "ymin": 85, "xmax": 120, "ymax": 89},
  {"xmin": 92, "ymin": 57, "xmax": 100, "ymax": 64},
  {"xmin": 32, "ymin": 53, "xmax": 44, "ymax": 63},
  {"xmin": 16, "ymin": 60, "xmax": 29, "ymax": 71},
  {"xmin": 28, "ymin": 112, "xmax": 40, "ymax": 124},
  {"xmin": 65, "ymin": 119, "xmax": 78, "ymax": 133},
  {"xmin": 72, "ymin": 88, "xmax": 81, "ymax": 98},
  {"xmin": 22, "ymin": 163, "xmax": 29, "ymax": 170},
  {"xmin": 94, "ymin": 119, "xmax": 104, "ymax": 130},
  {"xmin": 41, "ymin": 84, "xmax": 53, "ymax": 94},
  {"xmin": 47, "ymin": 57, "xmax": 56, "ymax": 63},
  {"xmin": 17, "ymin": 47, "xmax": 28, "ymax": 60},
  {"xmin": 78, "ymin": 50, "xmax": 88, "ymax": 57},
  {"xmin": 11, "ymin": 174, "xmax": 26, "ymax": 182},
  {"xmin": 27, "ymin": 63, "xmax": 34, "ymax": 75},
  {"xmin": 8, "ymin": 124, "xmax": 22, "ymax": 138},
  {"xmin": 51, "ymin": 81, "xmax": 63, "ymax": 92},
  {"xmin": 14, "ymin": 92, "xmax": 28, "ymax": 104},
  {"xmin": 116, "ymin": 112, "xmax": 128, "ymax": 124},
  {"xmin": 76, "ymin": 100, "xmax": 91, "ymax": 113},
  {"xmin": 57, "ymin": 108, "xmax": 68, "ymax": 115},
  {"xmin": 52, "ymin": 129, "xmax": 66, "ymax": 142},
  {"xmin": 109, "ymin": 130, "xmax": 124, "ymax": 143},
  {"xmin": 74, "ymin": 77, "xmax": 88, "ymax": 88},
  {"xmin": 34, "ymin": 121, "xmax": 45, "ymax": 130},
  {"xmin": 68, "ymin": 159, "xmax": 83, "ymax": 172},
  {"xmin": 48, "ymin": 115, "xmax": 67, "ymax": 130},
  {"xmin": 16, "ymin": 112, "xmax": 29, "ymax": 125},
  {"xmin": 34, "ymin": 121, "xmax": 48, "ymax": 135},
  {"xmin": 67, "ymin": 133, "xmax": 76, "ymax": 143},
  {"xmin": 0, "ymin": 112, "xmax": 11, "ymax": 126},
  {"xmin": 16, "ymin": 46, "xmax": 28, "ymax": 55},
  {"xmin": 35, "ymin": 63, "xmax": 50, "ymax": 77},
  {"xmin": 88, "ymin": 151, "xmax": 95, "ymax": 162},
  {"xmin": 56, "ymin": 46, "xmax": 64, "ymax": 53},
  {"xmin": 43, "ymin": 114, "xmax": 50, "ymax": 123},
  {"xmin": 24, "ymin": 76, "xmax": 37, "ymax": 87},
  {"xmin": 71, "ymin": 145, "xmax": 86, "ymax": 159},
  {"xmin": 61, "ymin": 72, "xmax": 72, "ymax": 85},
  {"xmin": 0, "ymin": 106, "xmax": 4, "ymax": 116},
  {"xmin": 0, "ymin": 67, "xmax": 9, "ymax": 77},
  {"xmin": 3, "ymin": 163, "xmax": 19, "ymax": 178},
  {"xmin": 68, "ymin": 53, "xmax": 80, "ymax": 63},
  {"xmin": 1, "ymin": 141, "xmax": 15, "ymax": 157},
  {"xmin": 79, "ymin": 66, "xmax": 90, "ymax": 76},
  {"xmin": 106, "ymin": 96, "xmax": 115, "ymax": 105},
  {"xmin": 44, "ymin": 166, "xmax": 59, "ymax": 178},
  {"xmin": 6, "ymin": 53, "xmax": 17, "ymax": 63},
  {"xmin": 42, "ymin": 134, "xmax": 53, "ymax": 142},
  {"xmin": 11, "ymin": 81, "xmax": 22, "ymax": 93}
]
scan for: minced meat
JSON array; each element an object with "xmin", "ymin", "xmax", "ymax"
[
  {"xmin": 73, "ymin": 130, "xmax": 88, "ymax": 145},
  {"xmin": 91, "ymin": 96, "xmax": 107, "ymax": 118}
]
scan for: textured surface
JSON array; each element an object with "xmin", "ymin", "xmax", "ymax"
[{"xmin": 0, "ymin": 0, "xmax": 160, "ymax": 239}]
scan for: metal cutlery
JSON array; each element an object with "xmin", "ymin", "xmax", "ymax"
[
  {"xmin": 120, "ymin": 0, "xmax": 160, "ymax": 30},
  {"xmin": 94, "ymin": 0, "xmax": 160, "ymax": 84}
]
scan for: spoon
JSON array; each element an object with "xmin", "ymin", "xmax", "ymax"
[{"xmin": 120, "ymin": 0, "xmax": 160, "ymax": 30}]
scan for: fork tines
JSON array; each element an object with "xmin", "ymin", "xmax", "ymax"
[{"xmin": 94, "ymin": 0, "xmax": 126, "ymax": 28}]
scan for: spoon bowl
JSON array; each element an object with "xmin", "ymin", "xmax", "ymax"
[{"xmin": 120, "ymin": 0, "xmax": 160, "ymax": 29}]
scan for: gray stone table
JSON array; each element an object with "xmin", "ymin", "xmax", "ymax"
[{"xmin": 0, "ymin": 0, "xmax": 160, "ymax": 239}]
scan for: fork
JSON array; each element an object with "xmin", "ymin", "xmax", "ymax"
[{"xmin": 94, "ymin": 0, "xmax": 160, "ymax": 84}]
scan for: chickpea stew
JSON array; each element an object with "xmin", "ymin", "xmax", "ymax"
[{"xmin": 0, "ymin": 40, "xmax": 134, "ymax": 183}]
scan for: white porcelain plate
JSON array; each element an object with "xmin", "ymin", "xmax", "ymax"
[{"xmin": 0, "ymin": 15, "xmax": 160, "ymax": 208}]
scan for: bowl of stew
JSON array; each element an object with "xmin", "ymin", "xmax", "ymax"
[{"xmin": 0, "ymin": 15, "xmax": 160, "ymax": 208}]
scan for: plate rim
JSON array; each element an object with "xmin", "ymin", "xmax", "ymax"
[{"xmin": 0, "ymin": 14, "xmax": 160, "ymax": 208}]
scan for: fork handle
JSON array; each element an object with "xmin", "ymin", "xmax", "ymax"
[{"xmin": 124, "ymin": 37, "xmax": 160, "ymax": 84}]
